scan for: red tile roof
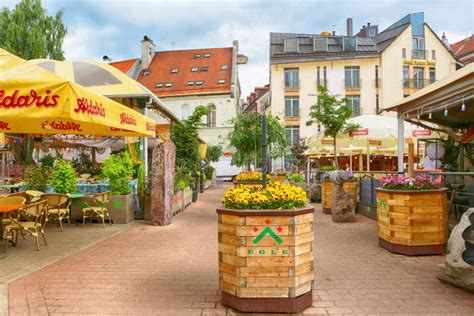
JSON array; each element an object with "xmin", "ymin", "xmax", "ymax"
[
  {"xmin": 119, "ymin": 47, "xmax": 233, "ymax": 97},
  {"xmin": 109, "ymin": 58, "xmax": 138, "ymax": 74},
  {"xmin": 451, "ymin": 35, "xmax": 474, "ymax": 59}
]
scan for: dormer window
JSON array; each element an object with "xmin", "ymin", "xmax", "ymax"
[
  {"xmin": 201, "ymin": 66, "xmax": 209, "ymax": 72},
  {"xmin": 196, "ymin": 81, "xmax": 203, "ymax": 85},
  {"xmin": 171, "ymin": 67, "xmax": 179, "ymax": 73},
  {"xmin": 165, "ymin": 83, "xmax": 172, "ymax": 87},
  {"xmin": 142, "ymin": 70, "xmax": 151, "ymax": 76},
  {"xmin": 218, "ymin": 79, "xmax": 226, "ymax": 84},
  {"xmin": 221, "ymin": 65, "xmax": 228, "ymax": 70},
  {"xmin": 191, "ymin": 67, "xmax": 199, "ymax": 72},
  {"xmin": 284, "ymin": 38, "xmax": 298, "ymax": 53},
  {"xmin": 203, "ymin": 53, "xmax": 211, "ymax": 58},
  {"xmin": 187, "ymin": 81, "xmax": 195, "ymax": 86},
  {"xmin": 155, "ymin": 83, "xmax": 163, "ymax": 88},
  {"xmin": 194, "ymin": 54, "xmax": 201, "ymax": 58}
]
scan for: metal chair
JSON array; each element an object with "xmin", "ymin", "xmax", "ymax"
[
  {"xmin": 3, "ymin": 200, "xmax": 48, "ymax": 252},
  {"xmin": 42, "ymin": 193, "xmax": 71, "ymax": 231},
  {"xmin": 82, "ymin": 191, "xmax": 111, "ymax": 228}
]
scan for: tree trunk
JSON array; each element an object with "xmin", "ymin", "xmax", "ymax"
[
  {"xmin": 12, "ymin": 135, "xmax": 35, "ymax": 164},
  {"xmin": 333, "ymin": 135, "xmax": 338, "ymax": 169}
]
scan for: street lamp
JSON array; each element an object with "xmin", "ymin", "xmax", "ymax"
[
  {"xmin": 262, "ymin": 113, "xmax": 268, "ymax": 189},
  {"xmin": 200, "ymin": 159, "xmax": 206, "ymax": 193}
]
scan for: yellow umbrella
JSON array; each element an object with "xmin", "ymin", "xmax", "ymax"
[{"xmin": 0, "ymin": 49, "xmax": 156, "ymax": 137}]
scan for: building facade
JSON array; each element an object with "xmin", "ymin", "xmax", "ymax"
[
  {"xmin": 242, "ymin": 84, "xmax": 270, "ymax": 114},
  {"xmin": 110, "ymin": 37, "xmax": 247, "ymax": 154},
  {"xmin": 269, "ymin": 13, "xmax": 457, "ymax": 168}
]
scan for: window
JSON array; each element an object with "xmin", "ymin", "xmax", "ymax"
[
  {"xmin": 284, "ymin": 38, "xmax": 298, "ymax": 53},
  {"xmin": 194, "ymin": 53, "xmax": 201, "ymax": 58},
  {"xmin": 344, "ymin": 66, "xmax": 360, "ymax": 88},
  {"xmin": 155, "ymin": 83, "xmax": 163, "ymax": 88},
  {"xmin": 284, "ymin": 68, "xmax": 299, "ymax": 89},
  {"xmin": 187, "ymin": 81, "xmax": 194, "ymax": 86},
  {"xmin": 313, "ymin": 37, "xmax": 328, "ymax": 52},
  {"xmin": 142, "ymin": 70, "xmax": 150, "ymax": 76},
  {"xmin": 432, "ymin": 50, "xmax": 436, "ymax": 60},
  {"xmin": 316, "ymin": 66, "xmax": 321, "ymax": 87},
  {"xmin": 201, "ymin": 66, "xmax": 209, "ymax": 72},
  {"xmin": 412, "ymin": 37, "xmax": 425, "ymax": 59},
  {"xmin": 165, "ymin": 83, "xmax": 172, "ymax": 87},
  {"xmin": 181, "ymin": 104, "xmax": 190, "ymax": 120},
  {"xmin": 402, "ymin": 48, "xmax": 406, "ymax": 58},
  {"xmin": 343, "ymin": 37, "xmax": 357, "ymax": 51},
  {"xmin": 203, "ymin": 53, "xmax": 211, "ymax": 58},
  {"xmin": 376, "ymin": 94, "xmax": 380, "ymax": 114},
  {"xmin": 171, "ymin": 67, "xmax": 179, "ymax": 73},
  {"xmin": 196, "ymin": 81, "xmax": 203, "ymax": 85},
  {"xmin": 285, "ymin": 126, "xmax": 300, "ymax": 147},
  {"xmin": 429, "ymin": 67, "xmax": 436, "ymax": 84},
  {"xmin": 345, "ymin": 95, "xmax": 361, "ymax": 117},
  {"xmin": 368, "ymin": 27, "xmax": 376, "ymax": 36},
  {"xmin": 413, "ymin": 67, "xmax": 424, "ymax": 88},
  {"xmin": 191, "ymin": 67, "xmax": 198, "ymax": 72},
  {"xmin": 284, "ymin": 97, "xmax": 299, "ymax": 117},
  {"xmin": 323, "ymin": 66, "xmax": 327, "ymax": 86},
  {"xmin": 403, "ymin": 66, "xmax": 409, "ymax": 87},
  {"xmin": 207, "ymin": 104, "xmax": 216, "ymax": 127},
  {"xmin": 375, "ymin": 65, "xmax": 379, "ymax": 87},
  {"xmin": 220, "ymin": 65, "xmax": 228, "ymax": 70},
  {"xmin": 218, "ymin": 79, "xmax": 226, "ymax": 84}
]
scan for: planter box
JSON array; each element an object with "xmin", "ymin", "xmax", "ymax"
[
  {"xmin": 375, "ymin": 188, "xmax": 448, "ymax": 255},
  {"xmin": 183, "ymin": 187, "xmax": 192, "ymax": 209},
  {"xmin": 205, "ymin": 180, "xmax": 211, "ymax": 190},
  {"xmin": 321, "ymin": 179, "xmax": 359, "ymax": 214},
  {"xmin": 108, "ymin": 194, "xmax": 134, "ymax": 224},
  {"xmin": 216, "ymin": 206, "xmax": 314, "ymax": 313},
  {"xmin": 172, "ymin": 190, "xmax": 184, "ymax": 215},
  {"xmin": 273, "ymin": 175, "xmax": 286, "ymax": 183},
  {"xmin": 290, "ymin": 181, "xmax": 307, "ymax": 192},
  {"xmin": 234, "ymin": 182, "xmax": 263, "ymax": 188}
]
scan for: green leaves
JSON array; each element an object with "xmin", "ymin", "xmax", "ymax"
[
  {"xmin": 102, "ymin": 152, "xmax": 134, "ymax": 195},
  {"xmin": 206, "ymin": 145, "xmax": 223, "ymax": 162},
  {"xmin": 49, "ymin": 159, "xmax": 77, "ymax": 194}
]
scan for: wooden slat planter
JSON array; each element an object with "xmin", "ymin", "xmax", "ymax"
[
  {"xmin": 216, "ymin": 206, "xmax": 314, "ymax": 313},
  {"xmin": 234, "ymin": 182, "xmax": 263, "ymax": 188},
  {"xmin": 375, "ymin": 188, "xmax": 448, "ymax": 255},
  {"xmin": 321, "ymin": 179, "xmax": 359, "ymax": 214}
]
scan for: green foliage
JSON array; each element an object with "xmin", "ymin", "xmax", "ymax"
[
  {"xmin": 206, "ymin": 145, "xmax": 223, "ymax": 162},
  {"xmin": 23, "ymin": 165, "xmax": 49, "ymax": 191},
  {"xmin": 40, "ymin": 153, "xmax": 55, "ymax": 168},
  {"xmin": 171, "ymin": 106, "xmax": 209, "ymax": 171},
  {"xmin": 307, "ymin": 86, "xmax": 360, "ymax": 168},
  {"xmin": 228, "ymin": 113, "xmax": 287, "ymax": 167},
  {"xmin": 72, "ymin": 152, "xmax": 101, "ymax": 176},
  {"xmin": 320, "ymin": 165, "xmax": 336, "ymax": 171},
  {"xmin": 0, "ymin": 0, "xmax": 67, "ymax": 60},
  {"xmin": 102, "ymin": 152, "xmax": 134, "ymax": 195},
  {"xmin": 289, "ymin": 173, "xmax": 304, "ymax": 183},
  {"xmin": 174, "ymin": 167, "xmax": 195, "ymax": 193},
  {"xmin": 204, "ymin": 165, "xmax": 215, "ymax": 180},
  {"xmin": 49, "ymin": 159, "xmax": 77, "ymax": 194}
]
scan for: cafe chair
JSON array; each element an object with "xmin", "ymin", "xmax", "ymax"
[
  {"xmin": 6, "ymin": 192, "xmax": 31, "ymax": 204},
  {"xmin": 3, "ymin": 200, "xmax": 48, "ymax": 252},
  {"xmin": 0, "ymin": 196, "xmax": 27, "ymax": 235},
  {"xmin": 82, "ymin": 191, "xmax": 111, "ymax": 228},
  {"xmin": 42, "ymin": 193, "xmax": 71, "ymax": 231}
]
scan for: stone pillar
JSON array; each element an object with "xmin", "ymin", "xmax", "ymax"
[
  {"xmin": 330, "ymin": 170, "xmax": 356, "ymax": 223},
  {"xmin": 150, "ymin": 141, "xmax": 176, "ymax": 226}
]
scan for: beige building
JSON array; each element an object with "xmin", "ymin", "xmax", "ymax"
[{"xmin": 269, "ymin": 13, "xmax": 456, "ymax": 168}]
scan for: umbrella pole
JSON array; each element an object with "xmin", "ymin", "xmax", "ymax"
[
  {"xmin": 366, "ymin": 139, "xmax": 370, "ymax": 172},
  {"xmin": 349, "ymin": 154, "xmax": 353, "ymax": 172}
]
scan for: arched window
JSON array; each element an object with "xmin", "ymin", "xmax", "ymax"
[
  {"xmin": 207, "ymin": 104, "xmax": 216, "ymax": 127},
  {"xmin": 181, "ymin": 104, "xmax": 190, "ymax": 120}
]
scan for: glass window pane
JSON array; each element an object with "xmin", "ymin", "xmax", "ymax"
[
  {"xmin": 285, "ymin": 99, "xmax": 291, "ymax": 116},
  {"xmin": 285, "ymin": 129, "xmax": 292, "ymax": 146},
  {"xmin": 293, "ymin": 129, "xmax": 299, "ymax": 146},
  {"xmin": 293, "ymin": 98, "xmax": 299, "ymax": 116}
]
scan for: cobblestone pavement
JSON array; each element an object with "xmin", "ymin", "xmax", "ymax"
[{"xmin": 7, "ymin": 185, "xmax": 474, "ymax": 315}]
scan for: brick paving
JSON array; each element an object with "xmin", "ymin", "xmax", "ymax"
[{"xmin": 7, "ymin": 185, "xmax": 474, "ymax": 315}]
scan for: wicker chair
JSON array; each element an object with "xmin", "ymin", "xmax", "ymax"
[
  {"xmin": 3, "ymin": 200, "xmax": 48, "ymax": 252},
  {"xmin": 82, "ymin": 191, "xmax": 111, "ymax": 228},
  {"xmin": 42, "ymin": 193, "xmax": 71, "ymax": 231},
  {"xmin": 0, "ymin": 196, "xmax": 27, "ymax": 235}
]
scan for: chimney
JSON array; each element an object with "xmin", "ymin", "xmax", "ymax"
[
  {"xmin": 367, "ymin": 22, "xmax": 371, "ymax": 27},
  {"xmin": 141, "ymin": 35, "xmax": 156, "ymax": 70},
  {"xmin": 102, "ymin": 55, "xmax": 112, "ymax": 63},
  {"xmin": 346, "ymin": 18, "xmax": 353, "ymax": 36},
  {"xmin": 441, "ymin": 32, "xmax": 450, "ymax": 48},
  {"xmin": 332, "ymin": 30, "xmax": 336, "ymax": 36}
]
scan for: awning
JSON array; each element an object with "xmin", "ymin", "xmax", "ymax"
[{"xmin": 0, "ymin": 49, "xmax": 156, "ymax": 137}]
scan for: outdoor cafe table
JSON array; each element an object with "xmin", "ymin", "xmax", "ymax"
[{"xmin": 0, "ymin": 204, "xmax": 24, "ymax": 248}]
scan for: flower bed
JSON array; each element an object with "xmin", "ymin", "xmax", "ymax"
[{"xmin": 375, "ymin": 174, "xmax": 447, "ymax": 255}]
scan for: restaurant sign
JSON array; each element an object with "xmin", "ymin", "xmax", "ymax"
[
  {"xmin": 349, "ymin": 128, "xmax": 369, "ymax": 137},
  {"xmin": 403, "ymin": 59, "xmax": 436, "ymax": 66},
  {"xmin": 412, "ymin": 130, "xmax": 432, "ymax": 137}
]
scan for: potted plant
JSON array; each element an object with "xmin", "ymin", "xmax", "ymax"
[
  {"xmin": 321, "ymin": 169, "xmax": 358, "ymax": 214},
  {"xmin": 102, "ymin": 152, "xmax": 135, "ymax": 224},
  {"xmin": 233, "ymin": 170, "xmax": 271, "ymax": 187},
  {"xmin": 49, "ymin": 159, "xmax": 77, "ymax": 194},
  {"xmin": 375, "ymin": 174, "xmax": 447, "ymax": 255},
  {"xmin": 217, "ymin": 182, "xmax": 314, "ymax": 313},
  {"xmin": 23, "ymin": 165, "xmax": 50, "ymax": 192},
  {"xmin": 289, "ymin": 172, "xmax": 306, "ymax": 191}
]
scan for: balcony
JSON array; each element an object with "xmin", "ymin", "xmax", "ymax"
[
  {"xmin": 403, "ymin": 79, "xmax": 430, "ymax": 89},
  {"xmin": 411, "ymin": 49, "xmax": 427, "ymax": 60},
  {"xmin": 284, "ymin": 80, "xmax": 300, "ymax": 90},
  {"xmin": 344, "ymin": 78, "xmax": 361, "ymax": 89}
]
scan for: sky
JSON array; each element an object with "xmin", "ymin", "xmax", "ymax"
[{"xmin": 3, "ymin": 0, "xmax": 474, "ymax": 98}]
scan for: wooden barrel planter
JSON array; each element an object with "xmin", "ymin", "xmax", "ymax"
[
  {"xmin": 321, "ymin": 179, "xmax": 359, "ymax": 214},
  {"xmin": 234, "ymin": 182, "xmax": 263, "ymax": 188},
  {"xmin": 217, "ymin": 206, "xmax": 314, "ymax": 313},
  {"xmin": 375, "ymin": 188, "xmax": 448, "ymax": 256}
]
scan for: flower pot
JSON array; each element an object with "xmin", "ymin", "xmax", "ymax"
[
  {"xmin": 216, "ymin": 206, "xmax": 314, "ymax": 313},
  {"xmin": 321, "ymin": 179, "xmax": 359, "ymax": 214},
  {"xmin": 234, "ymin": 182, "xmax": 263, "ymax": 188},
  {"xmin": 107, "ymin": 193, "xmax": 134, "ymax": 224},
  {"xmin": 375, "ymin": 188, "xmax": 448, "ymax": 256},
  {"xmin": 192, "ymin": 190, "xmax": 198, "ymax": 202}
]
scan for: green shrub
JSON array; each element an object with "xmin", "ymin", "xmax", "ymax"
[
  {"xmin": 23, "ymin": 165, "xmax": 50, "ymax": 192},
  {"xmin": 289, "ymin": 173, "xmax": 304, "ymax": 183},
  {"xmin": 102, "ymin": 152, "xmax": 134, "ymax": 195},
  {"xmin": 320, "ymin": 165, "xmax": 336, "ymax": 171},
  {"xmin": 204, "ymin": 165, "xmax": 215, "ymax": 180},
  {"xmin": 49, "ymin": 159, "xmax": 77, "ymax": 194},
  {"xmin": 41, "ymin": 154, "xmax": 56, "ymax": 169},
  {"xmin": 174, "ymin": 168, "xmax": 195, "ymax": 192}
]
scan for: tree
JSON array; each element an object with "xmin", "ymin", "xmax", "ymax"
[
  {"xmin": 0, "ymin": 0, "xmax": 67, "ymax": 60},
  {"xmin": 1, "ymin": 0, "xmax": 67, "ymax": 164},
  {"xmin": 307, "ymin": 86, "xmax": 360, "ymax": 169},
  {"xmin": 290, "ymin": 138, "xmax": 308, "ymax": 172},
  {"xmin": 228, "ymin": 113, "xmax": 286, "ymax": 168},
  {"xmin": 206, "ymin": 145, "xmax": 223, "ymax": 163}
]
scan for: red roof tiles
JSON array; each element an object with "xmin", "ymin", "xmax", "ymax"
[
  {"xmin": 110, "ymin": 58, "xmax": 138, "ymax": 74},
  {"xmin": 451, "ymin": 35, "xmax": 474, "ymax": 60}
]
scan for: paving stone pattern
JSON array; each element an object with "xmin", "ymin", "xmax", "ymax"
[{"xmin": 7, "ymin": 185, "xmax": 474, "ymax": 315}]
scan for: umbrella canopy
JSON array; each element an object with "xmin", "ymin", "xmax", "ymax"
[{"xmin": 0, "ymin": 49, "xmax": 156, "ymax": 137}]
